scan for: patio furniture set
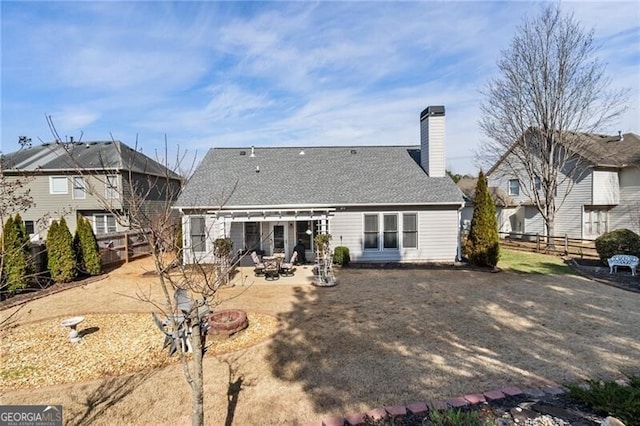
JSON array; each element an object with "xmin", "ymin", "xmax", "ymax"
[{"xmin": 251, "ymin": 251, "xmax": 297, "ymax": 280}]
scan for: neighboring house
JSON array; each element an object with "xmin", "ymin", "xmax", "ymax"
[
  {"xmin": 1, "ymin": 140, "xmax": 182, "ymax": 239},
  {"xmin": 487, "ymin": 131, "xmax": 640, "ymax": 240},
  {"xmin": 174, "ymin": 106, "xmax": 465, "ymax": 264},
  {"xmin": 456, "ymin": 177, "xmax": 517, "ymax": 235}
]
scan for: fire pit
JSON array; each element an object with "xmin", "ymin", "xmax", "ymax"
[{"xmin": 206, "ymin": 309, "xmax": 248, "ymax": 338}]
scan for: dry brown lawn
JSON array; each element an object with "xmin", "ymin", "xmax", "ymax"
[{"xmin": 1, "ymin": 257, "xmax": 639, "ymax": 426}]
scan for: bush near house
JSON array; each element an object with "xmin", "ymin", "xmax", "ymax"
[
  {"xmin": 74, "ymin": 216, "xmax": 101, "ymax": 276},
  {"xmin": 595, "ymin": 229, "xmax": 640, "ymax": 264},
  {"xmin": 465, "ymin": 171, "xmax": 500, "ymax": 268},
  {"xmin": 333, "ymin": 246, "xmax": 350, "ymax": 266},
  {"xmin": 2, "ymin": 213, "xmax": 33, "ymax": 293},
  {"xmin": 46, "ymin": 217, "xmax": 77, "ymax": 283}
]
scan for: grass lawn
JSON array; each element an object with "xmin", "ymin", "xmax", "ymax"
[{"xmin": 498, "ymin": 248, "xmax": 576, "ymax": 275}]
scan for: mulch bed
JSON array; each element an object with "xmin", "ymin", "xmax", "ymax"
[{"xmin": 568, "ymin": 257, "xmax": 640, "ymax": 293}]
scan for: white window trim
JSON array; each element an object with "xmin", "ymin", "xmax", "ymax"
[
  {"xmin": 72, "ymin": 176, "xmax": 86, "ymax": 200},
  {"xmin": 382, "ymin": 213, "xmax": 399, "ymax": 251},
  {"xmin": 189, "ymin": 216, "xmax": 207, "ymax": 254},
  {"xmin": 508, "ymin": 179, "xmax": 520, "ymax": 196},
  {"xmin": 49, "ymin": 176, "xmax": 68, "ymax": 194},
  {"xmin": 105, "ymin": 175, "xmax": 119, "ymax": 199},
  {"xmin": 364, "ymin": 213, "xmax": 419, "ymax": 251},
  {"xmin": 402, "ymin": 212, "xmax": 419, "ymax": 250},
  {"xmin": 363, "ymin": 213, "xmax": 380, "ymax": 251},
  {"xmin": 93, "ymin": 213, "xmax": 117, "ymax": 235}
]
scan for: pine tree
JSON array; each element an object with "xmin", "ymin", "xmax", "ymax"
[
  {"xmin": 74, "ymin": 216, "xmax": 101, "ymax": 276},
  {"xmin": 466, "ymin": 171, "xmax": 500, "ymax": 268},
  {"xmin": 46, "ymin": 218, "xmax": 77, "ymax": 283}
]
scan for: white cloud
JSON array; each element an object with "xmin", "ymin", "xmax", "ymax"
[{"xmin": 2, "ymin": 1, "xmax": 638, "ymax": 174}]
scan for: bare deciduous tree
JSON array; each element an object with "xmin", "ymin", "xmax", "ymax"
[
  {"xmin": 46, "ymin": 117, "xmax": 238, "ymax": 425},
  {"xmin": 478, "ymin": 4, "xmax": 629, "ymax": 241}
]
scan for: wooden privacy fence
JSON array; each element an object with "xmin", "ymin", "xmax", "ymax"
[
  {"xmin": 499, "ymin": 231, "xmax": 599, "ymax": 259},
  {"xmin": 96, "ymin": 231, "xmax": 152, "ymax": 267},
  {"xmin": 30, "ymin": 230, "xmax": 152, "ymax": 272}
]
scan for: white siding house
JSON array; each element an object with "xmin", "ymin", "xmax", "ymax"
[
  {"xmin": 174, "ymin": 106, "xmax": 465, "ymax": 264},
  {"xmin": 487, "ymin": 132, "xmax": 640, "ymax": 240}
]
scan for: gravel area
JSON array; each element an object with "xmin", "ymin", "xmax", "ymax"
[{"xmin": 0, "ymin": 312, "xmax": 278, "ymax": 391}]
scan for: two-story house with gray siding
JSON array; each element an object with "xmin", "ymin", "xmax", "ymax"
[
  {"xmin": 174, "ymin": 106, "xmax": 465, "ymax": 264},
  {"xmin": 487, "ymin": 131, "xmax": 640, "ymax": 240},
  {"xmin": 1, "ymin": 140, "xmax": 182, "ymax": 239}
]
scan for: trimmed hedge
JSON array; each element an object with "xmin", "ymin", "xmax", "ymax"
[
  {"xmin": 46, "ymin": 217, "xmax": 77, "ymax": 283},
  {"xmin": 2, "ymin": 213, "xmax": 33, "ymax": 293},
  {"xmin": 74, "ymin": 216, "xmax": 101, "ymax": 276},
  {"xmin": 595, "ymin": 228, "xmax": 640, "ymax": 264}
]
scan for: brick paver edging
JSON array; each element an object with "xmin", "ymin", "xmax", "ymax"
[{"xmin": 304, "ymin": 384, "xmax": 570, "ymax": 426}]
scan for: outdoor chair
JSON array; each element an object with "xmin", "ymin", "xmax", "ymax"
[
  {"xmin": 280, "ymin": 252, "xmax": 297, "ymax": 276},
  {"xmin": 263, "ymin": 257, "xmax": 280, "ymax": 280},
  {"xmin": 251, "ymin": 251, "xmax": 265, "ymax": 276}
]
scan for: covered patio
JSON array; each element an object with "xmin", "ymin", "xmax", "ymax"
[{"xmin": 228, "ymin": 262, "xmax": 318, "ymax": 286}]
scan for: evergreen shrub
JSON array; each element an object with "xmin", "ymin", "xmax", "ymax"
[
  {"xmin": 46, "ymin": 217, "xmax": 77, "ymax": 283},
  {"xmin": 465, "ymin": 171, "xmax": 500, "ymax": 268},
  {"xmin": 595, "ymin": 229, "xmax": 640, "ymax": 264},
  {"xmin": 333, "ymin": 246, "xmax": 350, "ymax": 266},
  {"xmin": 74, "ymin": 216, "xmax": 101, "ymax": 276},
  {"xmin": 2, "ymin": 214, "xmax": 33, "ymax": 293}
]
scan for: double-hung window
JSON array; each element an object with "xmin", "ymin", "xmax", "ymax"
[
  {"xmin": 190, "ymin": 217, "xmax": 206, "ymax": 253},
  {"xmin": 73, "ymin": 177, "xmax": 86, "ymax": 199},
  {"xmin": 105, "ymin": 175, "xmax": 119, "ymax": 199},
  {"xmin": 508, "ymin": 179, "xmax": 520, "ymax": 196},
  {"xmin": 534, "ymin": 177, "xmax": 541, "ymax": 191},
  {"xmin": 94, "ymin": 214, "xmax": 117, "ymax": 235},
  {"xmin": 402, "ymin": 213, "xmax": 418, "ymax": 248},
  {"xmin": 363, "ymin": 214, "xmax": 379, "ymax": 249},
  {"xmin": 50, "ymin": 176, "xmax": 68, "ymax": 194},
  {"xmin": 24, "ymin": 220, "xmax": 35, "ymax": 235},
  {"xmin": 383, "ymin": 214, "xmax": 398, "ymax": 249}
]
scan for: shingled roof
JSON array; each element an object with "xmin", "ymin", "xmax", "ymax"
[
  {"xmin": 175, "ymin": 146, "xmax": 464, "ymax": 209},
  {"xmin": 574, "ymin": 132, "xmax": 640, "ymax": 167},
  {"xmin": 456, "ymin": 177, "xmax": 517, "ymax": 207},
  {"xmin": 2, "ymin": 140, "xmax": 181, "ymax": 179}
]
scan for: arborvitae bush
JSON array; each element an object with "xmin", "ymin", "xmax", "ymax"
[
  {"xmin": 47, "ymin": 217, "xmax": 77, "ymax": 283},
  {"xmin": 595, "ymin": 229, "xmax": 640, "ymax": 264},
  {"xmin": 333, "ymin": 246, "xmax": 350, "ymax": 266},
  {"xmin": 2, "ymin": 214, "xmax": 32, "ymax": 293},
  {"xmin": 466, "ymin": 171, "xmax": 500, "ymax": 268},
  {"xmin": 74, "ymin": 216, "xmax": 101, "ymax": 276}
]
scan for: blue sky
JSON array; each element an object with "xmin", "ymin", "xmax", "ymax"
[{"xmin": 1, "ymin": 1, "xmax": 638, "ymax": 174}]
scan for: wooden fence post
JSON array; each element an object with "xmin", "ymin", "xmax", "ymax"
[
  {"xmin": 124, "ymin": 232, "xmax": 130, "ymax": 263},
  {"xmin": 564, "ymin": 234, "xmax": 568, "ymax": 255},
  {"xmin": 536, "ymin": 233, "xmax": 540, "ymax": 253}
]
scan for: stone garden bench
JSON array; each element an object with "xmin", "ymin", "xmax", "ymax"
[{"xmin": 607, "ymin": 254, "xmax": 638, "ymax": 276}]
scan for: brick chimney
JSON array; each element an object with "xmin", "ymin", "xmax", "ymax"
[{"xmin": 420, "ymin": 105, "xmax": 445, "ymax": 177}]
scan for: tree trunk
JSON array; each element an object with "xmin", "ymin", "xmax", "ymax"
[
  {"xmin": 546, "ymin": 206, "xmax": 556, "ymax": 250},
  {"xmin": 191, "ymin": 316, "xmax": 205, "ymax": 426}
]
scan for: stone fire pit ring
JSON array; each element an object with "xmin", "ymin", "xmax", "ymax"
[{"xmin": 206, "ymin": 309, "xmax": 249, "ymax": 337}]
